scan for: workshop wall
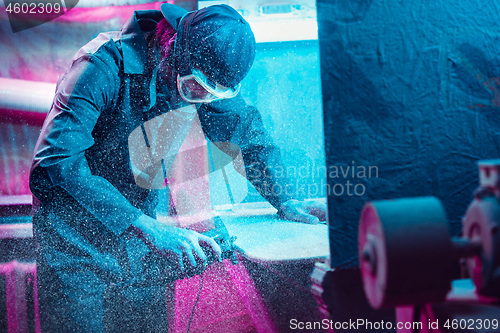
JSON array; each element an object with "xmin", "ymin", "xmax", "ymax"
[
  {"xmin": 318, "ymin": 0, "xmax": 500, "ymax": 268},
  {"xmin": 241, "ymin": 40, "xmax": 324, "ymax": 205}
]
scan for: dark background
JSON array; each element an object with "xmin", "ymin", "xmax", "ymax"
[{"xmin": 318, "ymin": 0, "xmax": 500, "ymax": 268}]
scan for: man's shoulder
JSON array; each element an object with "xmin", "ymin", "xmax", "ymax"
[{"xmin": 71, "ymin": 31, "xmax": 124, "ymax": 69}]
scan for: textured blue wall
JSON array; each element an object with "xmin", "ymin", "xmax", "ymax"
[{"xmin": 319, "ymin": 0, "xmax": 500, "ymax": 268}]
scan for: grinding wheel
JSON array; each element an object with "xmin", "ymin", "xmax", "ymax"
[
  {"xmin": 359, "ymin": 197, "xmax": 454, "ymax": 308},
  {"xmin": 462, "ymin": 196, "xmax": 500, "ymax": 297}
]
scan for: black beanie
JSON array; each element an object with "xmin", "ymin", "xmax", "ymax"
[{"xmin": 169, "ymin": 5, "xmax": 256, "ymax": 88}]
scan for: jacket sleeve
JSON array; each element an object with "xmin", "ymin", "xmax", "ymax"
[
  {"xmin": 30, "ymin": 50, "xmax": 143, "ymax": 237},
  {"xmin": 198, "ymin": 95, "xmax": 294, "ymax": 210}
]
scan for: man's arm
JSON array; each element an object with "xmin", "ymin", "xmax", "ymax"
[
  {"xmin": 198, "ymin": 95, "xmax": 292, "ymax": 209},
  {"xmin": 198, "ymin": 95, "xmax": 327, "ymax": 223},
  {"xmin": 30, "ymin": 50, "xmax": 141, "ymax": 236}
]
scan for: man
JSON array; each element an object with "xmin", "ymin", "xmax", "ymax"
[{"xmin": 30, "ymin": 3, "xmax": 326, "ymax": 332}]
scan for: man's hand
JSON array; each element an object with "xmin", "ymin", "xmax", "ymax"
[
  {"xmin": 131, "ymin": 215, "xmax": 222, "ymax": 272},
  {"xmin": 279, "ymin": 199, "xmax": 327, "ymax": 225}
]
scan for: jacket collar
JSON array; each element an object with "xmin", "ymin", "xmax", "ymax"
[{"xmin": 121, "ymin": 10, "xmax": 164, "ymax": 74}]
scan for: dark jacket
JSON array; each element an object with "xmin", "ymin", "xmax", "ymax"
[{"xmin": 29, "ymin": 10, "xmax": 291, "ymax": 281}]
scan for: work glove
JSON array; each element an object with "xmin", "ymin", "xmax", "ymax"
[{"xmin": 278, "ymin": 199, "xmax": 327, "ymax": 225}]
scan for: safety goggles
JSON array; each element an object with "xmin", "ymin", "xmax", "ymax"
[{"xmin": 177, "ymin": 68, "xmax": 241, "ymax": 103}]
